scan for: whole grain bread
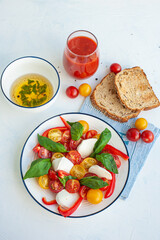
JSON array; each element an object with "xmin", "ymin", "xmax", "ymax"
[
  {"xmin": 90, "ymin": 72, "xmax": 140, "ymax": 122},
  {"xmin": 115, "ymin": 67, "xmax": 160, "ymax": 111}
]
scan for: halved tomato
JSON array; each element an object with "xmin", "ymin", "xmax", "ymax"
[
  {"xmin": 79, "ymin": 186, "xmax": 90, "ymax": 199},
  {"xmin": 83, "ymin": 173, "xmax": 97, "ymax": 177},
  {"xmin": 80, "ymin": 157, "xmax": 97, "ymax": 170},
  {"xmin": 48, "ymin": 168, "xmax": 58, "ymax": 180},
  {"xmin": 33, "ymin": 144, "xmax": 41, "ymax": 153},
  {"xmin": 61, "ymin": 130, "xmax": 71, "ymax": 143},
  {"xmin": 69, "ymin": 139, "xmax": 82, "ymax": 150},
  {"xmin": 112, "ymin": 155, "xmax": 121, "ymax": 168},
  {"xmin": 38, "ymin": 147, "xmax": 52, "ymax": 159},
  {"xmin": 65, "ymin": 179, "xmax": 80, "ymax": 193},
  {"xmin": 51, "ymin": 152, "xmax": 64, "ymax": 162},
  {"xmin": 38, "ymin": 175, "xmax": 49, "ymax": 189},
  {"xmin": 66, "ymin": 150, "xmax": 82, "ymax": 165},
  {"xmin": 85, "ymin": 130, "xmax": 98, "ymax": 139},
  {"xmin": 70, "ymin": 165, "xmax": 86, "ymax": 179},
  {"xmin": 57, "ymin": 170, "xmax": 70, "ymax": 178},
  {"xmin": 48, "ymin": 129, "xmax": 62, "ymax": 142},
  {"xmin": 49, "ymin": 179, "xmax": 64, "ymax": 193}
]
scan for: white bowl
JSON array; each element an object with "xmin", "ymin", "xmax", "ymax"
[
  {"xmin": 0, "ymin": 56, "xmax": 60, "ymax": 111},
  {"xmin": 20, "ymin": 112, "xmax": 130, "ymax": 218}
]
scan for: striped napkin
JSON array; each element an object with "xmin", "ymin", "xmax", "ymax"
[{"xmin": 80, "ymin": 97, "xmax": 160, "ymax": 199}]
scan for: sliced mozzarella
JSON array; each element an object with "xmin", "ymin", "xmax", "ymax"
[
  {"xmin": 56, "ymin": 190, "xmax": 79, "ymax": 208},
  {"xmin": 77, "ymin": 138, "xmax": 97, "ymax": 158},
  {"xmin": 52, "ymin": 157, "xmax": 73, "ymax": 173},
  {"xmin": 89, "ymin": 165, "xmax": 112, "ymax": 180}
]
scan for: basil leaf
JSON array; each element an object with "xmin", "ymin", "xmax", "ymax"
[
  {"xmin": 23, "ymin": 158, "xmax": 51, "ymax": 180},
  {"xmin": 67, "ymin": 121, "xmax": 75, "ymax": 127},
  {"xmin": 90, "ymin": 128, "xmax": 111, "ymax": 157},
  {"xmin": 80, "ymin": 176, "xmax": 108, "ymax": 189},
  {"xmin": 38, "ymin": 134, "xmax": 67, "ymax": 152},
  {"xmin": 70, "ymin": 122, "xmax": 84, "ymax": 141},
  {"xmin": 96, "ymin": 153, "xmax": 118, "ymax": 174},
  {"xmin": 58, "ymin": 175, "xmax": 77, "ymax": 187}
]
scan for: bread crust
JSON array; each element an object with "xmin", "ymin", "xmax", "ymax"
[
  {"xmin": 115, "ymin": 67, "xmax": 160, "ymax": 111},
  {"xmin": 90, "ymin": 73, "xmax": 140, "ymax": 122}
]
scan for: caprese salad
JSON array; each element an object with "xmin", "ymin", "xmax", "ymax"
[{"xmin": 23, "ymin": 116, "xmax": 129, "ymax": 217}]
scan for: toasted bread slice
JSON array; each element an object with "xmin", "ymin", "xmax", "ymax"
[
  {"xmin": 115, "ymin": 67, "xmax": 160, "ymax": 111},
  {"xmin": 90, "ymin": 72, "xmax": 140, "ymax": 122}
]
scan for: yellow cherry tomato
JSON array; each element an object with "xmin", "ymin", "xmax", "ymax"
[
  {"xmin": 79, "ymin": 83, "xmax": 92, "ymax": 97},
  {"xmin": 135, "ymin": 118, "xmax": 148, "ymax": 130},
  {"xmin": 38, "ymin": 175, "xmax": 49, "ymax": 189},
  {"xmin": 80, "ymin": 157, "xmax": 97, "ymax": 170},
  {"xmin": 87, "ymin": 189, "xmax": 103, "ymax": 204},
  {"xmin": 93, "ymin": 134, "xmax": 100, "ymax": 139},
  {"xmin": 70, "ymin": 165, "xmax": 86, "ymax": 179},
  {"xmin": 48, "ymin": 129, "xmax": 62, "ymax": 142},
  {"xmin": 78, "ymin": 120, "xmax": 89, "ymax": 134},
  {"xmin": 51, "ymin": 152, "xmax": 64, "ymax": 162}
]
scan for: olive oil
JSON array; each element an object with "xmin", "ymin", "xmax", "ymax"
[{"xmin": 10, "ymin": 74, "xmax": 53, "ymax": 107}]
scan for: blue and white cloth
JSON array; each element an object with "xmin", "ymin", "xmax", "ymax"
[{"xmin": 80, "ymin": 97, "xmax": 160, "ymax": 199}]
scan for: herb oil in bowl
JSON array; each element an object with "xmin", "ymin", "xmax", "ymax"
[{"xmin": 10, "ymin": 74, "xmax": 54, "ymax": 107}]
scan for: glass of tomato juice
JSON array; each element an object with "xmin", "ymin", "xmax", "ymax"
[{"xmin": 63, "ymin": 30, "xmax": 99, "ymax": 79}]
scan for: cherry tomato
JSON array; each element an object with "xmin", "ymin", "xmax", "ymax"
[
  {"xmin": 65, "ymin": 179, "xmax": 80, "ymax": 193},
  {"xmin": 63, "ymin": 142, "xmax": 70, "ymax": 151},
  {"xmin": 84, "ymin": 173, "xmax": 97, "ymax": 177},
  {"xmin": 38, "ymin": 175, "xmax": 49, "ymax": 189},
  {"xmin": 69, "ymin": 139, "xmax": 82, "ymax": 150},
  {"xmin": 126, "ymin": 128, "xmax": 141, "ymax": 142},
  {"xmin": 38, "ymin": 147, "xmax": 52, "ymax": 158},
  {"xmin": 70, "ymin": 164, "xmax": 86, "ymax": 179},
  {"xmin": 141, "ymin": 130, "xmax": 154, "ymax": 143},
  {"xmin": 79, "ymin": 186, "xmax": 90, "ymax": 199},
  {"xmin": 48, "ymin": 168, "xmax": 58, "ymax": 180},
  {"xmin": 79, "ymin": 83, "xmax": 92, "ymax": 97},
  {"xmin": 57, "ymin": 170, "xmax": 70, "ymax": 178},
  {"xmin": 51, "ymin": 152, "xmax": 64, "ymax": 162},
  {"xmin": 80, "ymin": 157, "xmax": 97, "ymax": 170},
  {"xmin": 112, "ymin": 155, "xmax": 121, "ymax": 168},
  {"xmin": 48, "ymin": 129, "xmax": 62, "ymax": 142},
  {"xmin": 100, "ymin": 178, "xmax": 110, "ymax": 191},
  {"xmin": 85, "ymin": 130, "xmax": 98, "ymax": 139},
  {"xmin": 61, "ymin": 130, "xmax": 71, "ymax": 143},
  {"xmin": 87, "ymin": 189, "xmax": 103, "ymax": 204},
  {"xmin": 66, "ymin": 86, "xmax": 79, "ymax": 98},
  {"xmin": 33, "ymin": 144, "xmax": 41, "ymax": 153},
  {"xmin": 110, "ymin": 63, "xmax": 121, "ymax": 74},
  {"xmin": 135, "ymin": 118, "xmax": 148, "ymax": 130},
  {"xmin": 66, "ymin": 150, "xmax": 82, "ymax": 165},
  {"xmin": 49, "ymin": 179, "xmax": 64, "ymax": 193},
  {"xmin": 78, "ymin": 120, "xmax": 89, "ymax": 134}
]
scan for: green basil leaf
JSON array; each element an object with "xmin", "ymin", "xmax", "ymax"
[
  {"xmin": 67, "ymin": 121, "xmax": 75, "ymax": 127},
  {"xmin": 96, "ymin": 153, "xmax": 118, "ymax": 174},
  {"xmin": 90, "ymin": 128, "xmax": 111, "ymax": 157},
  {"xmin": 38, "ymin": 134, "xmax": 67, "ymax": 152},
  {"xmin": 70, "ymin": 122, "xmax": 84, "ymax": 141},
  {"xmin": 23, "ymin": 158, "xmax": 51, "ymax": 180},
  {"xmin": 58, "ymin": 175, "xmax": 77, "ymax": 187},
  {"xmin": 80, "ymin": 176, "xmax": 108, "ymax": 189}
]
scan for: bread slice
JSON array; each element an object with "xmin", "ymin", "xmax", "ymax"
[
  {"xmin": 90, "ymin": 72, "xmax": 140, "ymax": 122},
  {"xmin": 115, "ymin": 67, "xmax": 160, "ymax": 111}
]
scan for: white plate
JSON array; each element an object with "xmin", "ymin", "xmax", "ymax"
[{"xmin": 20, "ymin": 113, "xmax": 129, "ymax": 218}]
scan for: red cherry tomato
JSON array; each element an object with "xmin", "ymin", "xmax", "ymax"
[
  {"xmin": 38, "ymin": 147, "xmax": 52, "ymax": 158},
  {"xmin": 83, "ymin": 173, "xmax": 97, "ymax": 177},
  {"xmin": 48, "ymin": 168, "xmax": 58, "ymax": 180},
  {"xmin": 66, "ymin": 150, "xmax": 82, "ymax": 165},
  {"xmin": 49, "ymin": 179, "xmax": 64, "ymax": 193},
  {"xmin": 110, "ymin": 63, "xmax": 121, "ymax": 74},
  {"xmin": 100, "ymin": 178, "xmax": 110, "ymax": 191},
  {"xmin": 141, "ymin": 130, "xmax": 154, "ymax": 143},
  {"xmin": 126, "ymin": 128, "xmax": 141, "ymax": 142},
  {"xmin": 33, "ymin": 144, "xmax": 41, "ymax": 153},
  {"xmin": 66, "ymin": 86, "xmax": 79, "ymax": 98},
  {"xmin": 57, "ymin": 170, "xmax": 70, "ymax": 178},
  {"xmin": 85, "ymin": 130, "xmax": 98, "ymax": 139},
  {"xmin": 79, "ymin": 185, "xmax": 90, "ymax": 199},
  {"xmin": 69, "ymin": 139, "xmax": 82, "ymax": 150},
  {"xmin": 61, "ymin": 130, "xmax": 71, "ymax": 143},
  {"xmin": 65, "ymin": 179, "xmax": 80, "ymax": 193},
  {"xmin": 112, "ymin": 155, "xmax": 121, "ymax": 168},
  {"xmin": 63, "ymin": 142, "xmax": 70, "ymax": 151}
]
